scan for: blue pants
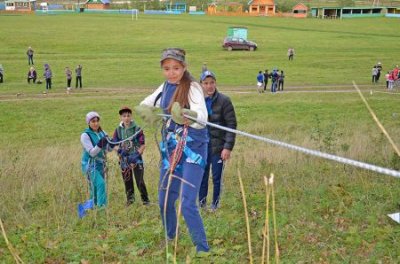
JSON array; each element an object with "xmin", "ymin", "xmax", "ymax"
[
  {"xmin": 159, "ymin": 140, "xmax": 209, "ymax": 252},
  {"xmin": 199, "ymin": 152, "xmax": 224, "ymax": 209},
  {"xmin": 271, "ymin": 81, "xmax": 277, "ymax": 93},
  {"xmin": 87, "ymin": 167, "xmax": 107, "ymax": 207}
]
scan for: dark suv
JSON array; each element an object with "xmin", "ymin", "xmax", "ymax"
[{"xmin": 222, "ymin": 37, "xmax": 257, "ymax": 51}]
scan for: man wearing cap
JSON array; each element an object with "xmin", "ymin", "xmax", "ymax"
[
  {"xmin": 112, "ymin": 106, "xmax": 150, "ymax": 206},
  {"xmin": 199, "ymin": 70, "xmax": 237, "ymax": 211}
]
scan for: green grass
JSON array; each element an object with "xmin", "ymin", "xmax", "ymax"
[
  {"xmin": 0, "ymin": 14, "xmax": 399, "ymax": 92},
  {"xmin": 1, "ymin": 14, "xmax": 400, "ymax": 263}
]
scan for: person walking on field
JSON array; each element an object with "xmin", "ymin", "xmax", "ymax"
[
  {"xmin": 137, "ymin": 48, "xmax": 210, "ymax": 254},
  {"xmin": 80, "ymin": 111, "xmax": 113, "ymax": 208},
  {"xmin": 112, "ymin": 106, "xmax": 150, "ymax": 206},
  {"xmin": 27, "ymin": 46, "xmax": 34, "ymax": 65},
  {"xmin": 75, "ymin": 64, "xmax": 83, "ymax": 89},
  {"xmin": 198, "ymin": 70, "xmax": 237, "ymax": 211},
  {"xmin": 27, "ymin": 67, "xmax": 37, "ymax": 84}
]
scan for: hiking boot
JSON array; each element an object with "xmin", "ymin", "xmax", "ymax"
[{"xmin": 126, "ymin": 199, "xmax": 135, "ymax": 207}]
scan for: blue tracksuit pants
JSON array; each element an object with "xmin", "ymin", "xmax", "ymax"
[
  {"xmin": 87, "ymin": 167, "xmax": 107, "ymax": 207},
  {"xmin": 159, "ymin": 140, "xmax": 209, "ymax": 252}
]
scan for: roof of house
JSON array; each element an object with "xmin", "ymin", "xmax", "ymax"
[
  {"xmin": 293, "ymin": 3, "xmax": 308, "ymax": 10},
  {"xmin": 5, "ymin": 0, "xmax": 36, "ymax": 2},
  {"xmin": 85, "ymin": 0, "xmax": 110, "ymax": 4},
  {"xmin": 248, "ymin": 0, "xmax": 275, "ymax": 6}
]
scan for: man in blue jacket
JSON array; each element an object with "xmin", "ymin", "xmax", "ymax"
[{"xmin": 199, "ymin": 71, "xmax": 237, "ymax": 211}]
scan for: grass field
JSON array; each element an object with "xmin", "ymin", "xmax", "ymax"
[{"xmin": 1, "ymin": 14, "xmax": 400, "ymax": 263}]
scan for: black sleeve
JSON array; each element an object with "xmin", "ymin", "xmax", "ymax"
[{"xmin": 222, "ymin": 97, "xmax": 237, "ymax": 151}]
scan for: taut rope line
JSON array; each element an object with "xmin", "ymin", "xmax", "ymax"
[{"xmin": 158, "ymin": 114, "xmax": 400, "ymax": 178}]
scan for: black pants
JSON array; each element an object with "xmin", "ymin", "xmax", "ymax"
[
  {"xmin": 278, "ymin": 80, "xmax": 284, "ymax": 91},
  {"xmin": 263, "ymin": 80, "xmax": 268, "ymax": 91},
  {"xmin": 121, "ymin": 164, "xmax": 149, "ymax": 203},
  {"xmin": 28, "ymin": 77, "xmax": 36, "ymax": 83},
  {"xmin": 288, "ymin": 55, "xmax": 293, "ymax": 61},
  {"xmin": 0, "ymin": 73, "xmax": 4, "ymax": 83},
  {"xmin": 67, "ymin": 79, "xmax": 71, "ymax": 88},
  {"xmin": 372, "ymin": 76, "xmax": 377, "ymax": 83},
  {"xmin": 28, "ymin": 56, "xmax": 34, "ymax": 65},
  {"xmin": 46, "ymin": 78, "xmax": 52, "ymax": 89},
  {"xmin": 76, "ymin": 76, "xmax": 82, "ymax": 88}
]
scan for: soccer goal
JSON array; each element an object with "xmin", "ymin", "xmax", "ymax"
[{"xmin": 131, "ymin": 9, "xmax": 138, "ymax": 21}]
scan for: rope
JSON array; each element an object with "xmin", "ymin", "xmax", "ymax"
[
  {"xmin": 105, "ymin": 128, "xmax": 142, "ymax": 145},
  {"xmin": 158, "ymin": 114, "xmax": 400, "ymax": 178}
]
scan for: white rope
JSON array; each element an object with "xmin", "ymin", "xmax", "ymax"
[
  {"xmin": 159, "ymin": 114, "xmax": 400, "ymax": 178},
  {"xmin": 104, "ymin": 128, "xmax": 142, "ymax": 145}
]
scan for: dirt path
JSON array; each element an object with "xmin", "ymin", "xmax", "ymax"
[{"xmin": 0, "ymin": 84, "xmax": 395, "ymax": 102}]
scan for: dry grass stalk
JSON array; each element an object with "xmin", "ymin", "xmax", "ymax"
[
  {"xmin": 0, "ymin": 218, "xmax": 25, "ymax": 264},
  {"xmin": 353, "ymin": 81, "xmax": 400, "ymax": 157},
  {"xmin": 261, "ymin": 176, "xmax": 271, "ymax": 264},
  {"xmin": 173, "ymin": 183, "xmax": 183, "ymax": 264},
  {"xmin": 238, "ymin": 169, "xmax": 253, "ymax": 264},
  {"xmin": 270, "ymin": 174, "xmax": 280, "ymax": 263}
]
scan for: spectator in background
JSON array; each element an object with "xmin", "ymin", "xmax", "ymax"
[
  {"xmin": 0, "ymin": 64, "xmax": 3, "ymax": 83},
  {"xmin": 388, "ymin": 71, "xmax": 394, "ymax": 90},
  {"xmin": 257, "ymin": 70, "xmax": 264, "ymax": 93},
  {"xmin": 202, "ymin": 62, "xmax": 208, "ymax": 73},
  {"xmin": 75, "ymin": 64, "xmax": 83, "ymax": 89},
  {"xmin": 278, "ymin": 70, "xmax": 285, "ymax": 91},
  {"xmin": 372, "ymin": 66, "xmax": 378, "ymax": 84},
  {"xmin": 288, "ymin": 48, "xmax": 295, "ymax": 61},
  {"xmin": 393, "ymin": 65, "xmax": 399, "ymax": 80},
  {"xmin": 270, "ymin": 68, "xmax": 280, "ymax": 93},
  {"xmin": 27, "ymin": 67, "xmax": 37, "ymax": 84},
  {"xmin": 385, "ymin": 71, "xmax": 390, "ymax": 89},
  {"xmin": 376, "ymin": 62, "xmax": 383, "ymax": 81},
  {"xmin": 263, "ymin": 69, "xmax": 269, "ymax": 92},
  {"xmin": 27, "ymin": 46, "xmax": 34, "ymax": 65},
  {"xmin": 43, "ymin": 63, "xmax": 52, "ymax": 90},
  {"xmin": 65, "ymin": 67, "xmax": 72, "ymax": 89}
]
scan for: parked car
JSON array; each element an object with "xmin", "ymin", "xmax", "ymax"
[{"xmin": 222, "ymin": 37, "xmax": 257, "ymax": 51}]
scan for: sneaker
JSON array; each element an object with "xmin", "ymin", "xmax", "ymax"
[
  {"xmin": 207, "ymin": 203, "xmax": 220, "ymax": 213},
  {"xmin": 195, "ymin": 251, "xmax": 211, "ymax": 258}
]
